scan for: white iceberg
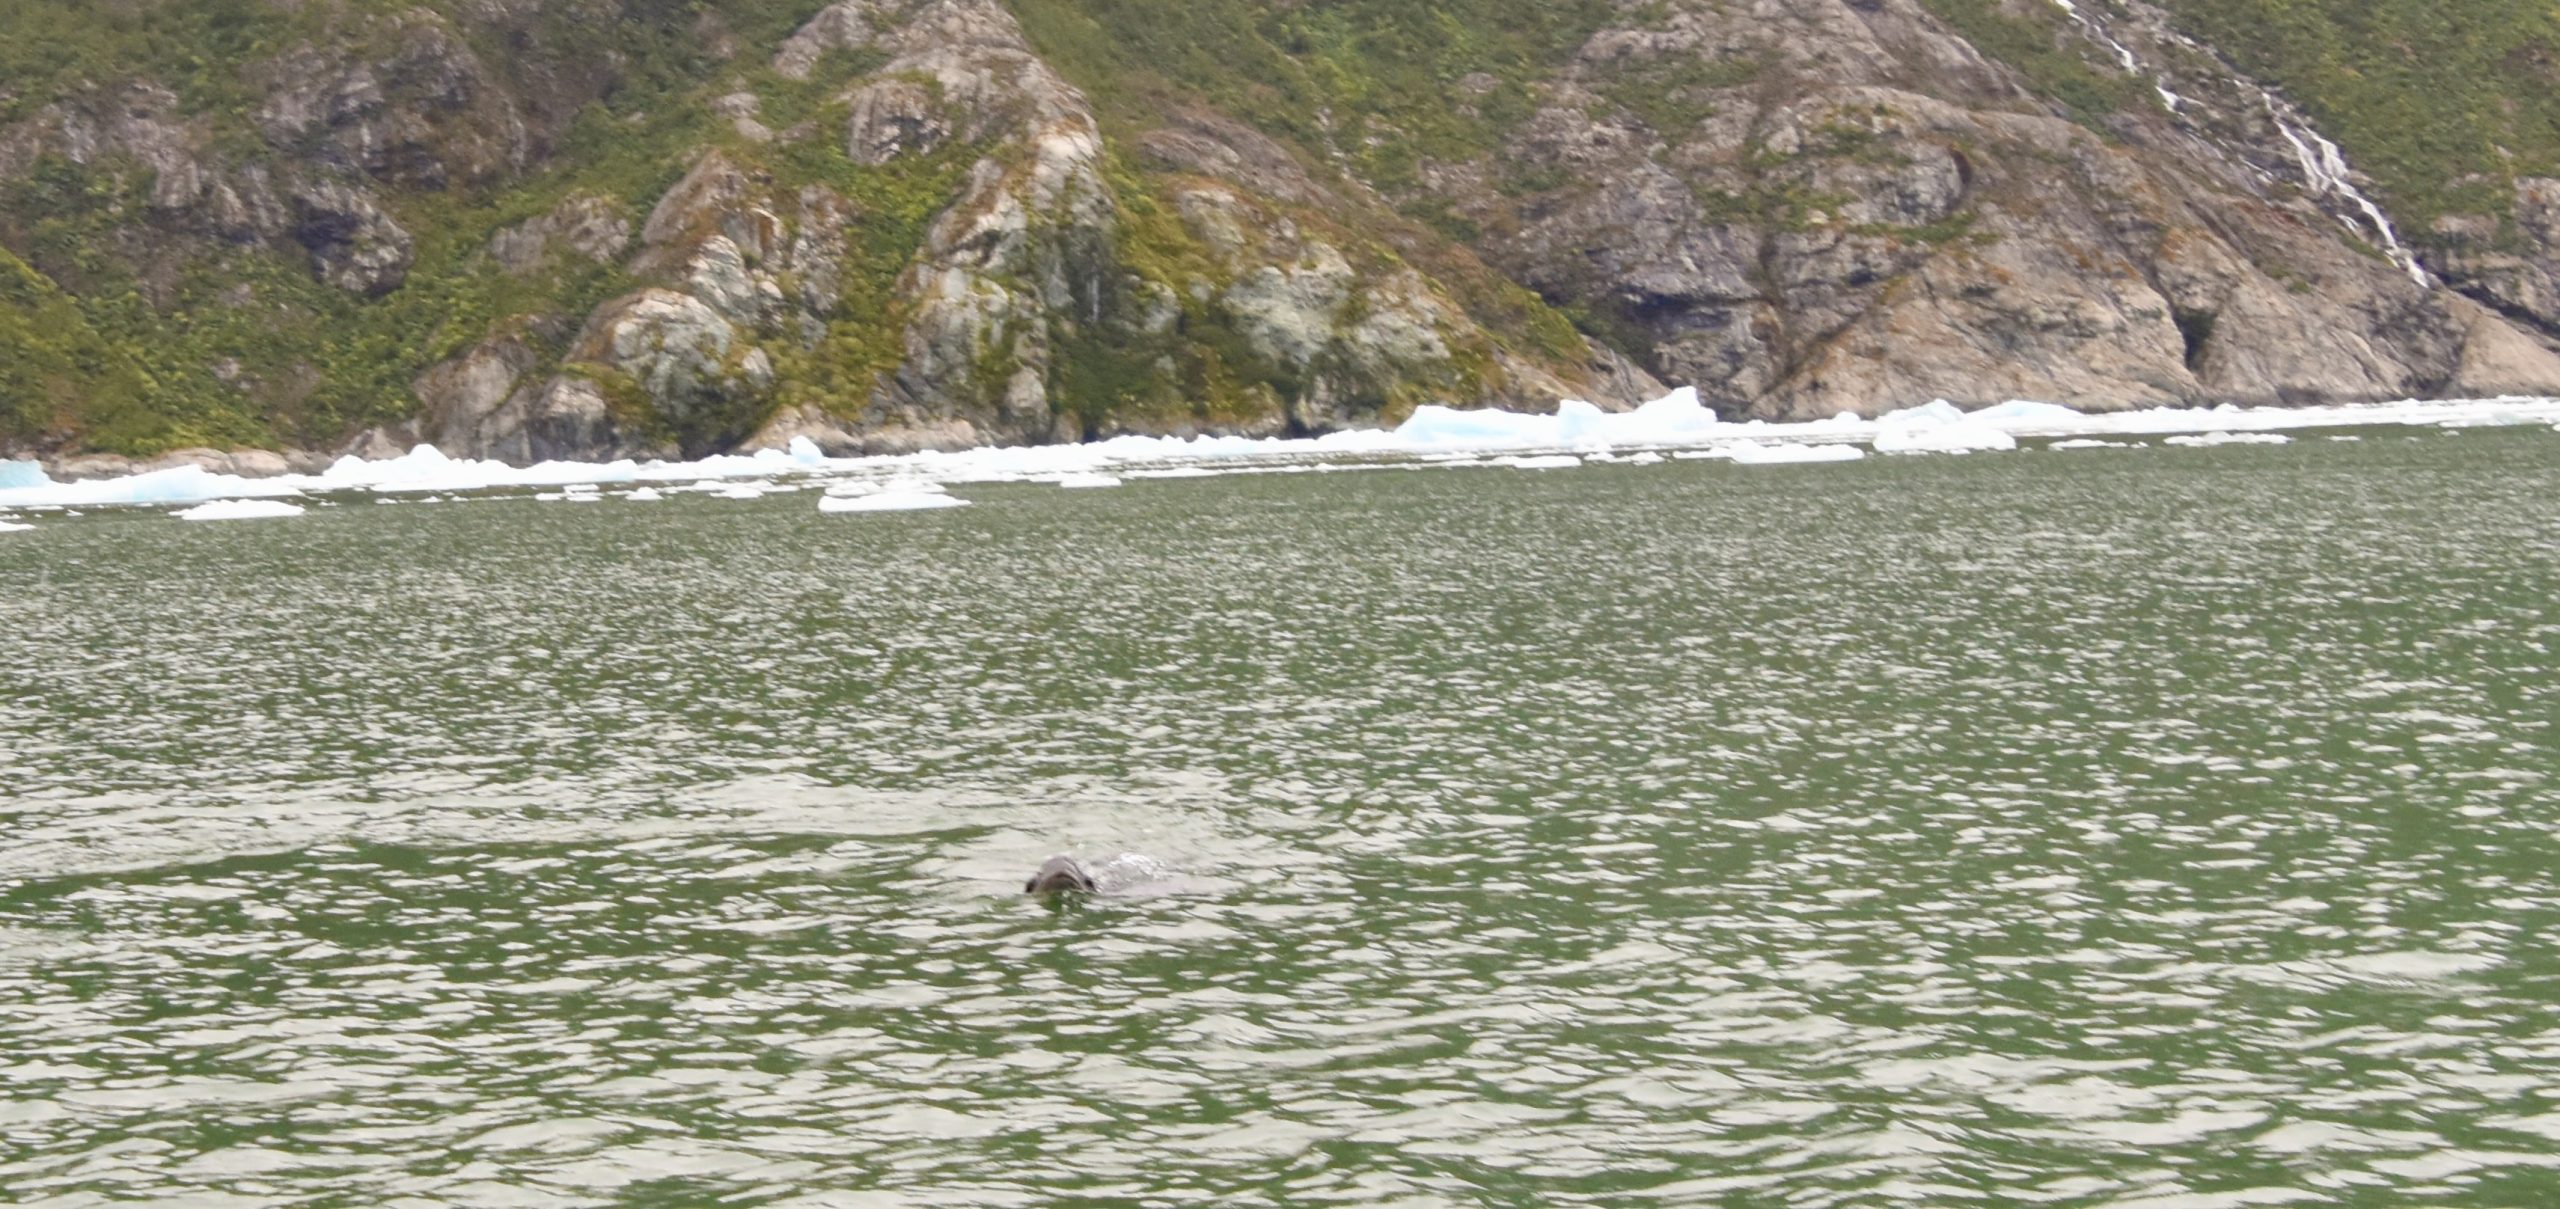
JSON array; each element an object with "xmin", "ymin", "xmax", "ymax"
[
  {"xmin": 5, "ymin": 388, "xmax": 2559, "ymax": 521},
  {"xmin": 1871, "ymin": 399, "xmax": 2019, "ymax": 454},
  {"xmin": 174, "ymin": 499, "xmax": 306, "ymax": 522},
  {"xmin": 1394, "ymin": 403, "xmax": 1564, "ymax": 449},
  {"xmin": 2165, "ymin": 432, "xmax": 2292, "ymax": 447},
  {"xmin": 2437, "ymin": 409, "xmax": 2546, "ymax": 428},
  {"xmin": 819, "ymin": 488, "xmax": 967, "ymax": 513},
  {"xmin": 0, "ymin": 519, "xmax": 31, "ymax": 532},
  {"xmin": 0, "ymin": 463, "xmax": 306, "ymax": 509},
  {"xmin": 1721, "ymin": 440, "xmax": 1866, "ymax": 465},
  {"xmin": 625, "ymin": 487, "xmax": 665, "ymax": 502},
  {"xmin": 1053, "ymin": 472, "xmax": 1123, "ymax": 489}
]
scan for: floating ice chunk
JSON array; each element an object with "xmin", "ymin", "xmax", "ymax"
[
  {"xmin": 0, "ymin": 463, "xmax": 304, "ymax": 509},
  {"xmin": 1552, "ymin": 398, "xmax": 1613, "ymax": 444},
  {"xmin": 326, "ymin": 445, "xmax": 470, "ymax": 493},
  {"xmin": 1623, "ymin": 451, "xmax": 1664, "ymax": 465},
  {"xmin": 0, "ymin": 519, "xmax": 30, "ymax": 532},
  {"xmin": 10, "ymin": 389, "xmax": 2559, "ymax": 517},
  {"xmin": 1393, "ymin": 403, "xmax": 1559, "ymax": 448},
  {"xmin": 1971, "ymin": 399, "xmax": 2089, "ymax": 430},
  {"xmin": 1882, "ymin": 423, "xmax": 2016, "ymax": 453},
  {"xmin": 819, "ymin": 488, "xmax": 967, "ymax": 513},
  {"xmin": 2165, "ymin": 432, "xmax": 2292, "ymax": 446},
  {"xmin": 1722, "ymin": 441, "xmax": 1866, "ymax": 465},
  {"xmin": 318, "ymin": 444, "xmax": 657, "ymax": 494},
  {"xmin": 625, "ymin": 487, "xmax": 665, "ymax": 502},
  {"xmin": 1872, "ymin": 399, "xmax": 2019, "ymax": 453},
  {"xmin": 1625, "ymin": 386, "xmax": 1719, "ymax": 432},
  {"xmin": 2047, "ymin": 439, "xmax": 2125, "ymax": 450},
  {"xmin": 174, "ymin": 499, "xmax": 306, "ymax": 522},
  {"xmin": 2437, "ymin": 410, "xmax": 2545, "ymax": 428},
  {"xmin": 825, "ymin": 476, "xmax": 936, "ymax": 498},
  {"xmin": 715, "ymin": 483, "xmax": 770, "ymax": 500},
  {"xmin": 1054, "ymin": 472, "xmax": 1123, "ymax": 489},
  {"xmin": 1573, "ymin": 387, "xmax": 1726, "ymax": 447},
  {"xmin": 1500, "ymin": 454, "xmax": 1583, "ymax": 470},
  {"xmin": 1882, "ymin": 398, "xmax": 1965, "ymax": 427}
]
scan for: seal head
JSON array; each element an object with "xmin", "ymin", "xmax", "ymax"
[{"xmin": 1025, "ymin": 856, "xmax": 1098, "ymax": 895}]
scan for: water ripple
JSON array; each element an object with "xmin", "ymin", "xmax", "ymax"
[{"xmin": 2, "ymin": 432, "xmax": 2557, "ymax": 1203}]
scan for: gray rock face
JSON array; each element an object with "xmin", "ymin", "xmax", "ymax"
[
  {"xmin": 395, "ymin": 335, "xmax": 675, "ymax": 465},
  {"xmin": 255, "ymin": 18, "xmax": 528, "ymax": 190},
  {"xmin": 289, "ymin": 178, "xmax": 415, "ymax": 296},
  {"xmin": 1418, "ymin": 0, "xmax": 2560, "ymax": 417},
  {"xmin": 573, "ymin": 289, "xmax": 765, "ymax": 427},
  {"xmin": 2430, "ymin": 178, "xmax": 2560, "ymax": 338},
  {"xmin": 844, "ymin": 78, "xmax": 950, "ymax": 166},
  {"xmin": 511, "ymin": 376, "xmax": 670, "ymax": 464},
  {"xmin": 489, "ymin": 195, "xmax": 633, "ymax": 274},
  {"xmin": 750, "ymin": 0, "xmax": 1632, "ymax": 452},
  {"xmin": 412, "ymin": 337, "xmax": 538, "ymax": 452},
  {"xmin": 20, "ymin": 0, "xmax": 2552, "ymax": 467},
  {"xmin": 800, "ymin": 0, "xmax": 1121, "ymax": 444}
]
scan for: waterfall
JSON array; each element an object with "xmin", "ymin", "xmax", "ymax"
[
  {"xmin": 2041, "ymin": 0, "xmax": 2432, "ymax": 287},
  {"xmin": 2049, "ymin": 0, "xmax": 2182, "ymax": 110},
  {"xmin": 2267, "ymin": 105, "xmax": 2430, "ymax": 286}
]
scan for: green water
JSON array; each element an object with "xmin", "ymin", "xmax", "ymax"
[{"xmin": 3, "ymin": 432, "xmax": 2557, "ymax": 1205}]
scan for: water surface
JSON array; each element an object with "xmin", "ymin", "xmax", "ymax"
[{"xmin": 4, "ymin": 432, "xmax": 2558, "ymax": 1205}]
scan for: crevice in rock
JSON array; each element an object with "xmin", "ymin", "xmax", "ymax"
[
  {"xmin": 2445, "ymin": 275, "xmax": 2560, "ymax": 343},
  {"xmin": 2172, "ymin": 306, "xmax": 2217, "ymax": 370}
]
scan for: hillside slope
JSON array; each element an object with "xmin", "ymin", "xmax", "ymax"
[{"xmin": 4, "ymin": 0, "xmax": 2559, "ymax": 469}]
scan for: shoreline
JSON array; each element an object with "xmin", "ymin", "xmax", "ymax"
[{"xmin": 7, "ymin": 390, "xmax": 2560, "ymax": 515}]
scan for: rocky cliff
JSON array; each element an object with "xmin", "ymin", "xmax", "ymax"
[{"xmin": 6, "ymin": 0, "xmax": 2560, "ymax": 470}]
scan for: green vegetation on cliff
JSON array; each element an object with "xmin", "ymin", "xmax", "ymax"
[
  {"xmin": 1917, "ymin": 0, "xmax": 2159, "ymax": 129},
  {"xmin": 2157, "ymin": 0, "xmax": 2560, "ymax": 234},
  {"xmin": 0, "ymin": 0, "xmax": 920, "ymax": 454},
  {"xmin": 8, "ymin": 0, "xmax": 2557, "ymax": 458},
  {"xmin": 1008, "ymin": 0, "xmax": 1611, "ymax": 188},
  {"xmin": 1, "ymin": 0, "xmax": 1616, "ymax": 457},
  {"xmin": 1006, "ymin": 0, "xmax": 1611, "ymax": 421},
  {"xmin": 0, "ymin": 246, "xmax": 161, "ymax": 450}
]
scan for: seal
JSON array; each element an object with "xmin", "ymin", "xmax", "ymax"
[{"xmin": 1025, "ymin": 855, "xmax": 1098, "ymax": 895}]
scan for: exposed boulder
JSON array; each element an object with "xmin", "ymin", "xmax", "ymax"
[
  {"xmin": 289, "ymin": 178, "xmax": 415, "ymax": 296},
  {"xmin": 568, "ymin": 289, "xmax": 771, "ymax": 455},
  {"xmin": 255, "ymin": 17, "xmax": 528, "ymax": 190},
  {"xmin": 489, "ymin": 194, "xmax": 633, "ymax": 274}
]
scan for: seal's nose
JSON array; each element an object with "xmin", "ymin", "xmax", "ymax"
[{"xmin": 1026, "ymin": 856, "xmax": 1097, "ymax": 894}]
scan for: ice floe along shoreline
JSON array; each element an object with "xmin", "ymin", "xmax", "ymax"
[{"xmin": 1, "ymin": 390, "xmax": 2557, "ymax": 522}]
